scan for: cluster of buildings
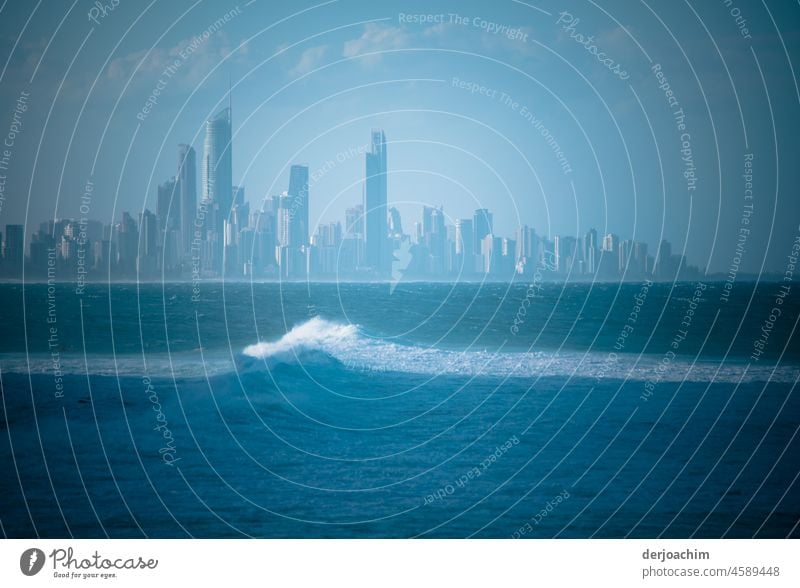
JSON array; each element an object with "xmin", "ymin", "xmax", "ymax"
[{"xmin": 0, "ymin": 106, "xmax": 700, "ymax": 282}]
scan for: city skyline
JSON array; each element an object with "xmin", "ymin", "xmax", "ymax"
[
  {"xmin": 0, "ymin": 107, "xmax": 718, "ymax": 282},
  {"xmin": 1, "ymin": 2, "xmax": 797, "ymax": 276},
  {"xmin": 0, "ymin": 102, "xmax": 711, "ymax": 281}
]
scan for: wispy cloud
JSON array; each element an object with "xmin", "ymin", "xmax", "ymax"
[
  {"xmin": 104, "ymin": 30, "xmax": 248, "ymax": 90},
  {"xmin": 342, "ymin": 23, "xmax": 412, "ymax": 65},
  {"xmin": 290, "ymin": 44, "xmax": 329, "ymax": 77}
]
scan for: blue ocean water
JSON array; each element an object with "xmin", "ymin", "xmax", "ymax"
[{"xmin": 0, "ymin": 281, "xmax": 798, "ymax": 538}]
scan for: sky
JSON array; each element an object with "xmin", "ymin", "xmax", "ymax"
[{"xmin": 0, "ymin": 0, "xmax": 799, "ymax": 273}]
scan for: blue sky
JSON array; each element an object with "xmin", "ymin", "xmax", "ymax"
[{"xmin": 0, "ymin": 0, "xmax": 799, "ymax": 272}]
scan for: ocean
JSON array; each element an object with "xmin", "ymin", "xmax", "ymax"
[{"xmin": 0, "ymin": 281, "xmax": 798, "ymax": 538}]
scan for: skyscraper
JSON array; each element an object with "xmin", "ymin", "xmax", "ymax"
[
  {"xmin": 473, "ymin": 208, "xmax": 493, "ymax": 246},
  {"xmin": 364, "ymin": 129, "xmax": 388, "ymax": 275},
  {"xmin": 482, "ymin": 234, "xmax": 502, "ymax": 275},
  {"xmin": 202, "ymin": 108, "xmax": 232, "ymax": 215},
  {"xmin": 455, "ymin": 218, "xmax": 474, "ymax": 272},
  {"xmin": 157, "ymin": 177, "xmax": 179, "ymax": 233},
  {"xmin": 116, "ymin": 212, "xmax": 138, "ymax": 276},
  {"xmin": 138, "ymin": 209, "xmax": 158, "ymax": 275},
  {"xmin": 287, "ymin": 165, "xmax": 309, "ymax": 247},
  {"xmin": 633, "ymin": 241, "xmax": 648, "ymax": 275},
  {"xmin": 345, "ymin": 204, "xmax": 364, "ymax": 236},
  {"xmin": 656, "ymin": 240, "xmax": 677, "ymax": 280},
  {"xmin": 178, "ymin": 144, "xmax": 196, "ymax": 258},
  {"xmin": 584, "ymin": 229, "xmax": 598, "ymax": 275},
  {"xmin": 602, "ymin": 232, "xmax": 619, "ymax": 254},
  {"xmin": 277, "ymin": 195, "xmax": 292, "ymax": 247},
  {"xmin": 202, "ymin": 108, "xmax": 232, "ymax": 273},
  {"xmin": 232, "ymin": 185, "xmax": 245, "ymax": 207},
  {"xmin": 388, "ymin": 207, "xmax": 403, "ymax": 238},
  {"xmin": 3, "ymin": 224, "xmax": 23, "ymax": 276},
  {"xmin": 619, "ymin": 239, "xmax": 632, "ymax": 273},
  {"xmin": 554, "ymin": 235, "xmax": 577, "ymax": 273}
]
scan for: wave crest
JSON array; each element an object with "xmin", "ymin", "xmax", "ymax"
[{"xmin": 242, "ymin": 317, "xmax": 358, "ymax": 361}]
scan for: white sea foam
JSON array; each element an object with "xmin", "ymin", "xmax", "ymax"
[
  {"xmin": 241, "ymin": 318, "xmax": 799, "ymax": 385},
  {"xmin": 1, "ymin": 318, "xmax": 797, "ymax": 384}
]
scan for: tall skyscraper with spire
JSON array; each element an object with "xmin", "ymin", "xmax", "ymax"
[
  {"xmin": 177, "ymin": 144, "xmax": 196, "ymax": 258},
  {"xmin": 202, "ymin": 107, "xmax": 232, "ymax": 272},
  {"xmin": 202, "ymin": 108, "xmax": 232, "ymax": 215},
  {"xmin": 364, "ymin": 129, "xmax": 388, "ymax": 275}
]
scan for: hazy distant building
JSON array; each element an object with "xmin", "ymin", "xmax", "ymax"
[
  {"xmin": 602, "ymin": 232, "xmax": 619, "ymax": 254},
  {"xmin": 482, "ymin": 234, "xmax": 502, "ymax": 275},
  {"xmin": 3, "ymin": 224, "xmax": 24, "ymax": 276},
  {"xmin": 502, "ymin": 237, "xmax": 516, "ymax": 274},
  {"xmin": 116, "ymin": 212, "xmax": 138, "ymax": 276},
  {"xmin": 656, "ymin": 240, "xmax": 678, "ymax": 280},
  {"xmin": 138, "ymin": 209, "xmax": 158, "ymax": 275},
  {"xmin": 554, "ymin": 235, "xmax": 578, "ymax": 274},
  {"xmin": 157, "ymin": 177, "xmax": 179, "ymax": 233},
  {"xmin": 455, "ymin": 218, "xmax": 474, "ymax": 273},
  {"xmin": 345, "ymin": 204, "xmax": 364, "ymax": 236},
  {"xmin": 633, "ymin": 241, "xmax": 648, "ymax": 275},
  {"xmin": 202, "ymin": 108, "xmax": 233, "ymax": 216},
  {"xmin": 584, "ymin": 229, "xmax": 598, "ymax": 275},
  {"xmin": 473, "ymin": 208, "xmax": 493, "ymax": 247},
  {"xmin": 233, "ymin": 185, "xmax": 245, "ymax": 207},
  {"xmin": 388, "ymin": 207, "xmax": 403, "ymax": 239},
  {"xmin": 619, "ymin": 239, "xmax": 632, "ymax": 273},
  {"xmin": 202, "ymin": 108, "xmax": 232, "ymax": 273},
  {"xmin": 364, "ymin": 129, "xmax": 389, "ymax": 275},
  {"xmin": 277, "ymin": 195, "xmax": 292, "ymax": 247},
  {"xmin": 178, "ymin": 144, "xmax": 196, "ymax": 258},
  {"xmin": 287, "ymin": 165, "xmax": 309, "ymax": 247}
]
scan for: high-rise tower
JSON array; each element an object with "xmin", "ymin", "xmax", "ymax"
[
  {"xmin": 202, "ymin": 108, "xmax": 232, "ymax": 215},
  {"xmin": 177, "ymin": 144, "xmax": 196, "ymax": 257},
  {"xmin": 202, "ymin": 108, "xmax": 232, "ymax": 273},
  {"xmin": 364, "ymin": 129, "xmax": 388, "ymax": 275},
  {"xmin": 287, "ymin": 165, "xmax": 309, "ymax": 247}
]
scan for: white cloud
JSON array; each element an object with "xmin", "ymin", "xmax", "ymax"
[
  {"xmin": 290, "ymin": 44, "xmax": 329, "ymax": 77},
  {"xmin": 342, "ymin": 23, "xmax": 411, "ymax": 65},
  {"xmin": 104, "ymin": 30, "xmax": 248, "ymax": 89}
]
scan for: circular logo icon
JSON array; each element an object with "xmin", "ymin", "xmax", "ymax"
[{"xmin": 20, "ymin": 548, "xmax": 45, "ymax": 576}]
